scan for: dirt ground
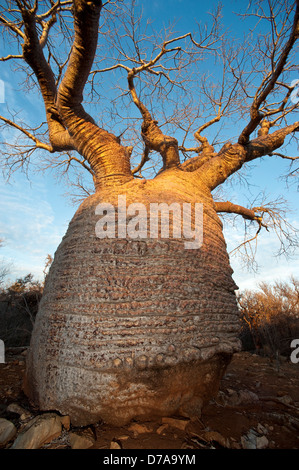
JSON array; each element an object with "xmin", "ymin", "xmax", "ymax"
[{"xmin": 0, "ymin": 349, "xmax": 298, "ymax": 450}]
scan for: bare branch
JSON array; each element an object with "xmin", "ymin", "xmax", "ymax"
[
  {"xmin": 39, "ymin": 14, "xmax": 57, "ymax": 49},
  {"xmin": 0, "ymin": 54, "xmax": 23, "ymax": 61},
  {"xmin": 225, "ymin": 195, "xmax": 299, "ymax": 269},
  {"xmin": 36, "ymin": 1, "xmax": 72, "ymax": 21},
  {"xmin": 131, "ymin": 144, "xmax": 150, "ymax": 175},
  {"xmin": 215, "ymin": 201, "xmax": 267, "ymax": 227},
  {"xmin": 238, "ymin": 2, "xmax": 299, "ymax": 144},
  {"xmin": 14, "ymin": 2, "xmax": 75, "ymax": 152},
  {"xmin": 126, "ymin": 71, "xmax": 180, "ymax": 170},
  {"xmin": 0, "ymin": 14, "xmax": 25, "ymax": 38},
  {"xmin": 0, "ymin": 114, "xmax": 53, "ymax": 152},
  {"xmin": 245, "ymin": 121, "xmax": 299, "ymax": 162},
  {"xmin": 269, "ymin": 151, "xmax": 299, "ymax": 161},
  {"xmin": 198, "ymin": 119, "xmax": 299, "ymax": 191}
]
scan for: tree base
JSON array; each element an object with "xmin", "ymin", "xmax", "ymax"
[{"xmin": 24, "ymin": 353, "xmax": 232, "ymax": 426}]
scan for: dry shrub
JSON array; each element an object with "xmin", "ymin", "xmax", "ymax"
[
  {"xmin": 238, "ymin": 277, "xmax": 299, "ymax": 358},
  {"xmin": 0, "ymin": 274, "xmax": 43, "ymax": 347}
]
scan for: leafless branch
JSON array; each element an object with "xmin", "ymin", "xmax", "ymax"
[
  {"xmin": 224, "ymin": 195, "xmax": 299, "ymax": 270},
  {"xmin": 131, "ymin": 144, "xmax": 150, "ymax": 176},
  {"xmin": 238, "ymin": 1, "xmax": 299, "ymax": 144},
  {"xmin": 0, "ymin": 113, "xmax": 53, "ymax": 152}
]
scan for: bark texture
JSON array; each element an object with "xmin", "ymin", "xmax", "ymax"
[{"xmin": 24, "ymin": 171, "xmax": 241, "ymax": 426}]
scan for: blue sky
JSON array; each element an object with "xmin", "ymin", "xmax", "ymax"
[{"xmin": 0, "ymin": 0, "xmax": 298, "ymax": 291}]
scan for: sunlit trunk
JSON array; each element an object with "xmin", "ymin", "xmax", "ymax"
[{"xmin": 24, "ymin": 169, "xmax": 241, "ymax": 426}]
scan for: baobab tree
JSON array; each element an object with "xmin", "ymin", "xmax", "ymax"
[{"xmin": 0, "ymin": 0, "xmax": 298, "ymax": 426}]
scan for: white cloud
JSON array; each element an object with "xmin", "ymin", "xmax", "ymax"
[{"xmin": 0, "ymin": 179, "xmax": 68, "ymax": 281}]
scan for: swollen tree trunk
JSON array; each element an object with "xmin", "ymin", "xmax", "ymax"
[{"xmin": 24, "ymin": 168, "xmax": 241, "ymax": 426}]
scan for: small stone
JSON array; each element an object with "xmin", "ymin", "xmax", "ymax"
[
  {"xmin": 241, "ymin": 430, "xmax": 258, "ymax": 449},
  {"xmin": 238, "ymin": 390, "xmax": 259, "ymax": 403},
  {"xmin": 225, "ymin": 390, "xmax": 239, "ymax": 406},
  {"xmin": 161, "ymin": 417, "xmax": 189, "ymax": 431},
  {"xmin": 6, "ymin": 403, "xmax": 31, "ymax": 420},
  {"xmin": 0, "ymin": 418, "xmax": 17, "ymax": 447},
  {"xmin": 60, "ymin": 415, "xmax": 71, "ymax": 431},
  {"xmin": 202, "ymin": 431, "xmax": 230, "ymax": 448},
  {"xmin": 241, "ymin": 435, "xmax": 256, "ymax": 450},
  {"xmin": 128, "ymin": 423, "xmax": 152, "ymax": 437},
  {"xmin": 11, "ymin": 413, "xmax": 62, "ymax": 449},
  {"xmin": 277, "ymin": 390, "xmax": 288, "ymax": 397},
  {"xmin": 69, "ymin": 428, "xmax": 95, "ymax": 449},
  {"xmin": 110, "ymin": 440, "xmax": 122, "ymax": 449},
  {"xmin": 278, "ymin": 395, "xmax": 293, "ymax": 405},
  {"xmin": 256, "ymin": 435, "xmax": 269, "ymax": 449},
  {"xmin": 156, "ymin": 424, "xmax": 169, "ymax": 435},
  {"xmin": 257, "ymin": 423, "xmax": 268, "ymax": 435}
]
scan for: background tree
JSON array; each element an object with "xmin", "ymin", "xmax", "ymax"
[
  {"xmin": 0, "ymin": 0, "xmax": 298, "ymax": 426},
  {"xmin": 0, "ymin": 273, "xmax": 42, "ymax": 347},
  {"xmin": 0, "ymin": 239, "xmax": 11, "ymax": 290},
  {"xmin": 238, "ymin": 277, "xmax": 299, "ymax": 357}
]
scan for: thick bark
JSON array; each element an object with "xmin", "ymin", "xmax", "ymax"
[
  {"xmin": 244, "ymin": 122, "xmax": 299, "ymax": 162},
  {"xmin": 55, "ymin": 0, "xmax": 133, "ymax": 188},
  {"xmin": 128, "ymin": 73, "xmax": 181, "ymax": 170},
  {"xmin": 24, "ymin": 172, "xmax": 240, "ymax": 426},
  {"xmin": 19, "ymin": 0, "xmax": 133, "ymax": 188},
  {"xmin": 195, "ymin": 121, "xmax": 299, "ymax": 190},
  {"xmin": 215, "ymin": 201, "xmax": 259, "ymax": 221},
  {"xmin": 141, "ymin": 119, "xmax": 181, "ymax": 170},
  {"xmin": 21, "ymin": 8, "xmax": 74, "ymax": 152}
]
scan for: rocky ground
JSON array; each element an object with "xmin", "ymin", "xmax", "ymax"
[{"xmin": 0, "ymin": 349, "xmax": 299, "ymax": 450}]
